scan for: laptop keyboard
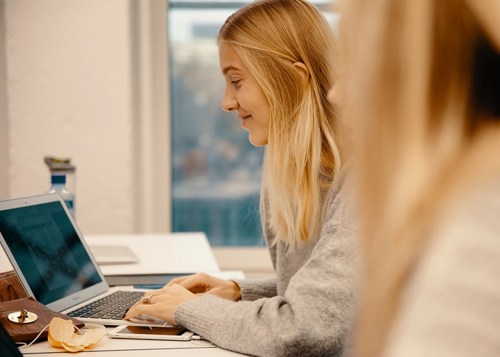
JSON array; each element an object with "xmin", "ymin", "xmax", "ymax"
[{"xmin": 67, "ymin": 291, "xmax": 144, "ymax": 320}]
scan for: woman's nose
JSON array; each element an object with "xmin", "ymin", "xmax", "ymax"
[{"xmin": 221, "ymin": 90, "xmax": 238, "ymax": 112}]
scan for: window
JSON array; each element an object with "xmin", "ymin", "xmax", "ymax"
[{"xmin": 168, "ymin": 0, "xmax": 337, "ymax": 246}]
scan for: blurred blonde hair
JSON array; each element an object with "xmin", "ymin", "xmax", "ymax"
[
  {"xmin": 219, "ymin": 0, "xmax": 341, "ymax": 248},
  {"xmin": 340, "ymin": 0, "xmax": 500, "ymax": 355}
]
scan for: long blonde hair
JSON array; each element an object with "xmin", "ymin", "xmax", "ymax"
[
  {"xmin": 340, "ymin": 0, "xmax": 500, "ymax": 355},
  {"xmin": 219, "ymin": 0, "xmax": 341, "ymax": 248}
]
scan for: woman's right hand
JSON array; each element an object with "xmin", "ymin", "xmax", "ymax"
[{"xmin": 166, "ymin": 273, "xmax": 241, "ymax": 301}]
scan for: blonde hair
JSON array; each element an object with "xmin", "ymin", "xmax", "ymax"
[
  {"xmin": 340, "ymin": 0, "xmax": 500, "ymax": 355},
  {"xmin": 219, "ymin": 0, "xmax": 341, "ymax": 248}
]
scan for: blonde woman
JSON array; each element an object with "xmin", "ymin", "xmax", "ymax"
[
  {"xmin": 126, "ymin": 0, "xmax": 359, "ymax": 355},
  {"xmin": 340, "ymin": 0, "xmax": 500, "ymax": 356}
]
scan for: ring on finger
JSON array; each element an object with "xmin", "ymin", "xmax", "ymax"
[{"xmin": 142, "ymin": 295, "xmax": 155, "ymax": 304}]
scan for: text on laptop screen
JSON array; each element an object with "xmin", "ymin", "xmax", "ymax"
[{"xmin": 0, "ymin": 201, "xmax": 102, "ymax": 304}]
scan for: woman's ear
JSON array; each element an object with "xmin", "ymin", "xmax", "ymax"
[
  {"xmin": 293, "ymin": 62, "xmax": 310, "ymax": 84},
  {"xmin": 466, "ymin": 0, "xmax": 500, "ymax": 51}
]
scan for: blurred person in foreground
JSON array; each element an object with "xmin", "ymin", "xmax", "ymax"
[
  {"xmin": 126, "ymin": 1, "xmax": 359, "ymax": 356},
  {"xmin": 339, "ymin": 0, "xmax": 500, "ymax": 356}
]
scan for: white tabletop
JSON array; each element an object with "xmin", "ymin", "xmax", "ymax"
[
  {"xmin": 20, "ymin": 327, "xmax": 246, "ymax": 356},
  {"xmin": 84, "ymin": 232, "xmax": 220, "ymax": 275}
]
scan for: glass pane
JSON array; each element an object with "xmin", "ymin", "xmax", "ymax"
[
  {"xmin": 168, "ymin": 1, "xmax": 337, "ymax": 246},
  {"xmin": 169, "ymin": 6, "xmax": 265, "ymax": 246}
]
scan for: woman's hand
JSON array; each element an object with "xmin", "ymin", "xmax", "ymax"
[
  {"xmin": 167, "ymin": 273, "xmax": 241, "ymax": 301},
  {"xmin": 124, "ymin": 284, "xmax": 198, "ymax": 324}
]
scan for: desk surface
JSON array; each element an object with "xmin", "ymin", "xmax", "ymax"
[
  {"xmin": 85, "ymin": 233, "xmax": 220, "ymax": 275},
  {"xmin": 21, "ymin": 327, "xmax": 246, "ymax": 356}
]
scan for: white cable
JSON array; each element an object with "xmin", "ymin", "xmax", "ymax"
[{"xmin": 16, "ymin": 323, "xmax": 50, "ymax": 349}]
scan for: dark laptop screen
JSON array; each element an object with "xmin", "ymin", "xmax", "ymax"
[{"xmin": 0, "ymin": 201, "xmax": 102, "ymax": 304}]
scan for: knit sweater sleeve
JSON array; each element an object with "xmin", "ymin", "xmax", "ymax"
[
  {"xmin": 174, "ymin": 182, "xmax": 360, "ymax": 357},
  {"xmin": 235, "ymin": 278, "xmax": 278, "ymax": 301}
]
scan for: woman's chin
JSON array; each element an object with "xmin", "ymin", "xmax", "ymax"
[{"xmin": 248, "ymin": 134, "xmax": 268, "ymax": 147}]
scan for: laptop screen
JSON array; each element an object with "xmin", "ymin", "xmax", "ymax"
[{"xmin": 0, "ymin": 200, "xmax": 102, "ymax": 305}]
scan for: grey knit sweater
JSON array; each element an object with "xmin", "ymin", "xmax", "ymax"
[
  {"xmin": 175, "ymin": 169, "xmax": 359, "ymax": 356},
  {"xmin": 384, "ymin": 176, "xmax": 500, "ymax": 357}
]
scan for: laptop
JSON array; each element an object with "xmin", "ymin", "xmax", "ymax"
[{"xmin": 0, "ymin": 193, "xmax": 170, "ymax": 327}]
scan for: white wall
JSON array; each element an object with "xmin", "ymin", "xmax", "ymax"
[
  {"xmin": 0, "ymin": 0, "xmax": 8, "ymax": 199},
  {"xmin": 1, "ymin": 0, "xmax": 169, "ymax": 234}
]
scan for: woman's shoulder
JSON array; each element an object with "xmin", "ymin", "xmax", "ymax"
[
  {"xmin": 385, "ymin": 176, "xmax": 500, "ymax": 357},
  {"xmin": 436, "ymin": 175, "xmax": 500, "ymax": 242},
  {"xmin": 323, "ymin": 163, "xmax": 358, "ymax": 232},
  {"xmin": 407, "ymin": 175, "xmax": 500, "ymax": 295}
]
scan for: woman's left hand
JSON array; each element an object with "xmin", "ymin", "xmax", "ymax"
[{"xmin": 124, "ymin": 284, "xmax": 199, "ymax": 324}]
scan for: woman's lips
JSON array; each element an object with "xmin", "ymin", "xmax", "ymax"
[{"xmin": 240, "ymin": 115, "xmax": 252, "ymax": 126}]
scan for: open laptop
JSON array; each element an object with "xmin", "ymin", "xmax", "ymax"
[{"xmin": 0, "ymin": 194, "xmax": 170, "ymax": 327}]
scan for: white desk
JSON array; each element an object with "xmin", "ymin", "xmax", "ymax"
[
  {"xmin": 1, "ymin": 233, "xmax": 246, "ymax": 356},
  {"xmin": 84, "ymin": 233, "xmax": 220, "ymax": 275},
  {"xmin": 21, "ymin": 329, "xmax": 245, "ymax": 356}
]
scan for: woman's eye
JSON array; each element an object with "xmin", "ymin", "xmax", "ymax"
[{"xmin": 231, "ymin": 79, "xmax": 241, "ymax": 88}]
